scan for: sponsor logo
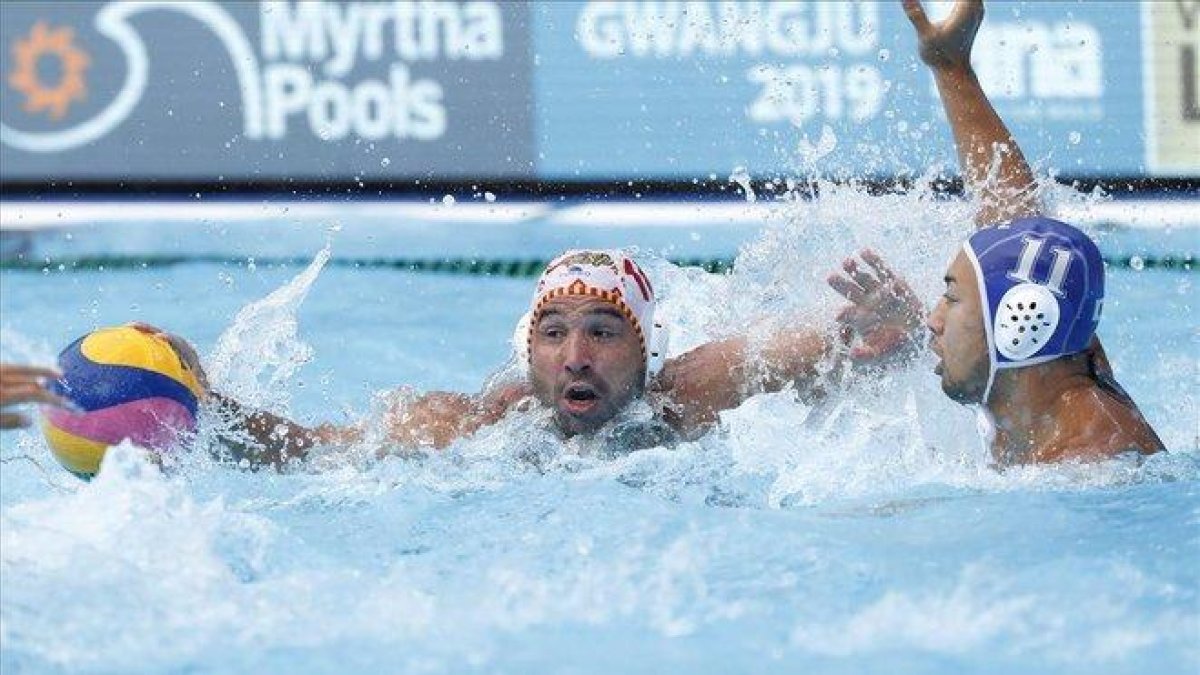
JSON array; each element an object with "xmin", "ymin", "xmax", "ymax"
[
  {"xmin": 1, "ymin": 1, "xmax": 505, "ymax": 153},
  {"xmin": 8, "ymin": 22, "xmax": 91, "ymax": 120}
]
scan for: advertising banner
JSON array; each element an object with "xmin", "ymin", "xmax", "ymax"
[
  {"xmin": 0, "ymin": 1, "xmax": 1192, "ymax": 184},
  {"xmin": 0, "ymin": 1, "xmax": 535, "ymax": 181},
  {"xmin": 534, "ymin": 0, "xmax": 1147, "ymax": 179},
  {"xmin": 1143, "ymin": 0, "xmax": 1200, "ymax": 175}
]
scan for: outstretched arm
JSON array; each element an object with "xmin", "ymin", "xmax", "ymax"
[
  {"xmin": 905, "ymin": 0, "xmax": 1039, "ymax": 226},
  {"xmin": 133, "ymin": 324, "xmax": 527, "ymax": 470},
  {"xmin": 653, "ymin": 255, "xmax": 924, "ymax": 436},
  {"xmin": 210, "ymin": 385, "xmax": 526, "ymax": 469},
  {"xmin": 651, "ymin": 328, "xmax": 835, "ymax": 435}
]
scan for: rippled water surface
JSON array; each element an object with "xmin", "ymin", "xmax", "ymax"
[{"xmin": 1, "ymin": 193, "xmax": 1197, "ymax": 674}]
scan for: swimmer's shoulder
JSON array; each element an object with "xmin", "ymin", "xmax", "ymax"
[{"xmin": 1039, "ymin": 385, "xmax": 1165, "ymax": 462}]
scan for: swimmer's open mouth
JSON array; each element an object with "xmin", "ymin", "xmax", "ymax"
[{"xmin": 562, "ymin": 384, "xmax": 600, "ymax": 413}]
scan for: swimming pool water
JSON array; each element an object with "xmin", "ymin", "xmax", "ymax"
[{"xmin": 1, "ymin": 197, "xmax": 1197, "ymax": 674}]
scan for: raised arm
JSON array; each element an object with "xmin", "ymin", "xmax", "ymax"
[{"xmin": 905, "ymin": 0, "xmax": 1039, "ymax": 226}]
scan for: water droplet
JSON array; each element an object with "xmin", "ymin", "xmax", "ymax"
[
  {"xmin": 1068, "ymin": 131, "xmax": 1081, "ymax": 145},
  {"xmin": 483, "ymin": 191, "xmax": 496, "ymax": 203},
  {"xmin": 878, "ymin": 48, "xmax": 891, "ymax": 62},
  {"xmin": 442, "ymin": 195, "xmax": 456, "ymax": 206},
  {"xmin": 1129, "ymin": 256, "xmax": 1145, "ymax": 271}
]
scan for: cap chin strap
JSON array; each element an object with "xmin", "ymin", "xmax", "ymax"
[
  {"xmin": 646, "ymin": 320, "xmax": 668, "ymax": 379},
  {"xmin": 973, "ymin": 406, "xmax": 997, "ymax": 456},
  {"xmin": 962, "ymin": 243, "xmax": 1000, "ymax": 406}
]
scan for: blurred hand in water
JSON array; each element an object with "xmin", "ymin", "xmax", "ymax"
[
  {"xmin": 128, "ymin": 322, "xmax": 211, "ymax": 396},
  {"xmin": 827, "ymin": 250, "xmax": 926, "ymax": 368},
  {"xmin": 0, "ymin": 363, "xmax": 71, "ymax": 429}
]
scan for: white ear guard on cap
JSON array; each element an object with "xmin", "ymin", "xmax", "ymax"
[{"xmin": 993, "ymin": 283, "xmax": 1061, "ymax": 361}]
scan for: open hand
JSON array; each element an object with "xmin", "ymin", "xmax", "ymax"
[
  {"xmin": 0, "ymin": 363, "xmax": 71, "ymax": 429},
  {"xmin": 827, "ymin": 250, "xmax": 926, "ymax": 367},
  {"xmin": 903, "ymin": 0, "xmax": 984, "ymax": 71}
]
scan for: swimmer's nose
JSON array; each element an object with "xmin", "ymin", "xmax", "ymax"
[
  {"xmin": 562, "ymin": 333, "xmax": 592, "ymax": 374},
  {"xmin": 927, "ymin": 299, "xmax": 946, "ymax": 336}
]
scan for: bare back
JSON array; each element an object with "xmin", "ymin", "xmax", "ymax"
[{"xmin": 1034, "ymin": 378, "xmax": 1165, "ymax": 463}]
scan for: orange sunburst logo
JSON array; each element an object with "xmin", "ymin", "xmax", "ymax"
[{"xmin": 8, "ymin": 21, "xmax": 91, "ymax": 120}]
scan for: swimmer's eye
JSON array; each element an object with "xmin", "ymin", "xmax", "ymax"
[
  {"xmin": 942, "ymin": 293, "xmax": 958, "ymax": 304},
  {"xmin": 592, "ymin": 328, "xmax": 618, "ymax": 339},
  {"xmin": 538, "ymin": 325, "xmax": 567, "ymax": 339}
]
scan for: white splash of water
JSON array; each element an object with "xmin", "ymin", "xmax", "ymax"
[
  {"xmin": 206, "ymin": 247, "xmax": 331, "ymax": 412},
  {"xmin": 0, "ymin": 325, "xmax": 57, "ymax": 365},
  {"xmin": 794, "ymin": 125, "xmax": 839, "ymax": 172},
  {"xmin": 729, "ymin": 166, "xmax": 756, "ymax": 203}
]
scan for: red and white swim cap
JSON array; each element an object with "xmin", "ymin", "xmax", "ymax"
[{"xmin": 527, "ymin": 250, "xmax": 658, "ymax": 361}]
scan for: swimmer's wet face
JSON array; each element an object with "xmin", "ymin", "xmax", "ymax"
[
  {"xmin": 927, "ymin": 252, "xmax": 991, "ymax": 404},
  {"xmin": 530, "ymin": 296, "xmax": 647, "ymax": 436}
]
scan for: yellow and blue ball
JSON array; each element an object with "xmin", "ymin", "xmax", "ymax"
[{"xmin": 40, "ymin": 326, "xmax": 204, "ymax": 478}]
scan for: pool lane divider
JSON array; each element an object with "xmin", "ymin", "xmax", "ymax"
[{"xmin": 0, "ymin": 254, "xmax": 1194, "ymax": 274}]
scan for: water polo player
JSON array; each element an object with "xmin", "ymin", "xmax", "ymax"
[
  {"xmin": 831, "ymin": 0, "xmax": 1163, "ymax": 464},
  {"xmin": 136, "ymin": 249, "xmax": 918, "ymax": 469}
]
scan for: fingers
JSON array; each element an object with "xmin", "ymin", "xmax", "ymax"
[
  {"xmin": 836, "ymin": 305, "xmax": 882, "ymax": 333},
  {"xmin": 828, "ymin": 273, "xmax": 867, "ymax": 305},
  {"xmin": 0, "ymin": 412, "xmax": 31, "ymax": 429},
  {"xmin": 0, "ymin": 364, "xmax": 60, "ymax": 380},
  {"xmin": 860, "ymin": 249, "xmax": 898, "ymax": 285},
  {"xmin": 842, "ymin": 258, "xmax": 880, "ymax": 294},
  {"xmin": 952, "ymin": 0, "xmax": 985, "ymax": 26},
  {"xmin": 0, "ymin": 382, "xmax": 73, "ymax": 409},
  {"xmin": 902, "ymin": 0, "xmax": 933, "ymax": 35},
  {"xmin": 0, "ymin": 363, "xmax": 75, "ymax": 411},
  {"xmin": 161, "ymin": 333, "xmax": 195, "ymax": 361},
  {"xmin": 124, "ymin": 324, "xmax": 207, "ymax": 385},
  {"xmin": 849, "ymin": 329, "xmax": 908, "ymax": 363}
]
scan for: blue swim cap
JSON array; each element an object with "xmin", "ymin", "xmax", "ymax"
[{"xmin": 962, "ymin": 216, "xmax": 1105, "ymax": 399}]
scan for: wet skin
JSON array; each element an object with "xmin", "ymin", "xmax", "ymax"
[
  {"xmin": 927, "ymin": 251, "xmax": 991, "ymax": 404},
  {"xmin": 529, "ymin": 297, "xmax": 646, "ymax": 436}
]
